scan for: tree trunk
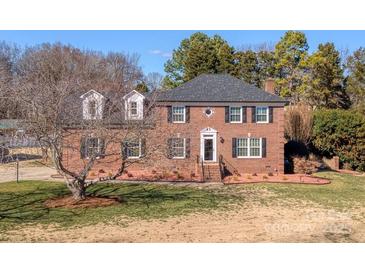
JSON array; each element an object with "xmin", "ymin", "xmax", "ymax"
[{"xmin": 67, "ymin": 179, "xmax": 87, "ymax": 200}]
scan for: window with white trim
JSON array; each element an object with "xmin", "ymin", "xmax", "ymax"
[
  {"xmin": 86, "ymin": 138, "xmax": 102, "ymax": 158},
  {"xmin": 130, "ymin": 101, "xmax": 138, "ymax": 116},
  {"xmin": 172, "ymin": 106, "xmax": 185, "ymax": 123},
  {"xmin": 236, "ymin": 137, "xmax": 261, "ymax": 158},
  {"xmin": 125, "ymin": 139, "xmax": 141, "ymax": 158},
  {"xmin": 250, "ymin": 138, "xmax": 261, "ymax": 157},
  {"xmin": 256, "ymin": 106, "xmax": 269, "ymax": 123},
  {"xmin": 88, "ymin": 100, "xmax": 97, "ymax": 118},
  {"xmin": 229, "ymin": 107, "xmax": 242, "ymax": 123},
  {"xmin": 236, "ymin": 138, "xmax": 248, "ymax": 157},
  {"xmin": 172, "ymin": 138, "xmax": 185, "ymax": 158}
]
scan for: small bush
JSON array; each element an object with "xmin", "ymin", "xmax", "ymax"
[{"xmin": 127, "ymin": 173, "xmax": 133, "ymax": 178}]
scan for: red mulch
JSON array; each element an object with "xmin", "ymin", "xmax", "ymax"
[
  {"xmin": 44, "ymin": 196, "xmax": 121, "ymax": 209},
  {"xmin": 224, "ymin": 174, "xmax": 331, "ymax": 185}
]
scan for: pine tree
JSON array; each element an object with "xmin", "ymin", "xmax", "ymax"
[
  {"xmin": 302, "ymin": 43, "xmax": 348, "ymax": 108},
  {"xmin": 346, "ymin": 47, "xmax": 365, "ymax": 113},
  {"xmin": 274, "ymin": 31, "xmax": 309, "ymax": 101}
]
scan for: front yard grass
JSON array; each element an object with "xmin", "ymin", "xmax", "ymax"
[
  {"xmin": 0, "ymin": 171, "xmax": 364, "ymax": 234},
  {"xmin": 0, "ymin": 180, "xmax": 241, "ymax": 232},
  {"xmin": 234, "ymin": 171, "xmax": 365, "ymax": 210}
]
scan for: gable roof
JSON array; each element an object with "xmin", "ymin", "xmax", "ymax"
[{"xmin": 157, "ymin": 74, "xmax": 287, "ymax": 103}]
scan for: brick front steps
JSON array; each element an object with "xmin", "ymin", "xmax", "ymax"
[{"xmin": 224, "ymin": 174, "xmax": 330, "ymax": 185}]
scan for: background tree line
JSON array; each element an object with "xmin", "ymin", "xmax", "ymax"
[{"xmin": 163, "ymin": 31, "xmax": 365, "ymax": 113}]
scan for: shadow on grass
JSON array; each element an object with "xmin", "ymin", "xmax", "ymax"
[{"xmin": 0, "ymin": 181, "xmax": 236, "ymax": 230}]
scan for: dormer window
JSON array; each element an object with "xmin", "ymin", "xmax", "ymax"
[
  {"xmin": 123, "ymin": 90, "xmax": 145, "ymax": 120},
  {"xmin": 81, "ymin": 90, "xmax": 104, "ymax": 120},
  {"xmin": 130, "ymin": 101, "xmax": 138, "ymax": 116},
  {"xmin": 88, "ymin": 100, "xmax": 97, "ymax": 118}
]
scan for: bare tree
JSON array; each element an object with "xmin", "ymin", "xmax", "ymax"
[
  {"xmin": 0, "ymin": 41, "xmax": 20, "ymax": 119},
  {"xmin": 15, "ymin": 43, "xmax": 166, "ymax": 200},
  {"xmin": 146, "ymin": 72, "xmax": 163, "ymax": 92},
  {"xmin": 284, "ymin": 103, "xmax": 313, "ymax": 145}
]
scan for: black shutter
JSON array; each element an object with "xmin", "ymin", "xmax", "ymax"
[
  {"xmin": 167, "ymin": 138, "xmax": 173, "ymax": 159},
  {"xmin": 232, "ymin": 138, "xmax": 237, "ymax": 158},
  {"xmin": 80, "ymin": 137, "xmax": 86, "ymax": 159},
  {"xmin": 121, "ymin": 141, "xmax": 128, "ymax": 160},
  {"xmin": 185, "ymin": 106, "xmax": 190, "ymax": 123},
  {"xmin": 269, "ymin": 107, "xmax": 273, "ymax": 123},
  {"xmin": 225, "ymin": 106, "xmax": 230, "ymax": 123},
  {"xmin": 242, "ymin": 107, "xmax": 247, "ymax": 123},
  {"xmin": 141, "ymin": 138, "xmax": 146, "ymax": 157},
  {"xmin": 262, "ymin": 138, "xmax": 267, "ymax": 158},
  {"xmin": 251, "ymin": 106, "xmax": 256, "ymax": 123},
  {"xmin": 185, "ymin": 138, "xmax": 190, "ymax": 158},
  {"xmin": 99, "ymin": 139, "xmax": 106, "ymax": 158},
  {"xmin": 167, "ymin": 106, "xmax": 172, "ymax": 123}
]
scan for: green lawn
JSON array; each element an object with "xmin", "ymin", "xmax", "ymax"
[
  {"xmin": 0, "ymin": 180, "xmax": 241, "ymax": 232},
  {"xmin": 0, "ymin": 172, "xmax": 364, "ymax": 233}
]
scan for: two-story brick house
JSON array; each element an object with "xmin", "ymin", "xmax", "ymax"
[{"xmin": 62, "ymin": 74, "xmax": 287, "ymax": 182}]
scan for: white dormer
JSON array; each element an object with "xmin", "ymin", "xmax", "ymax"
[
  {"xmin": 80, "ymin": 90, "xmax": 105, "ymax": 120},
  {"xmin": 123, "ymin": 90, "xmax": 145, "ymax": 120}
]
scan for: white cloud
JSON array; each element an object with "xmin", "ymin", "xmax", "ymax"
[{"xmin": 149, "ymin": 49, "xmax": 172, "ymax": 58}]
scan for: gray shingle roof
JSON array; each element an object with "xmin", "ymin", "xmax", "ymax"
[{"xmin": 157, "ymin": 74, "xmax": 287, "ymax": 103}]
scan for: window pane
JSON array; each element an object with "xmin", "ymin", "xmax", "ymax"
[
  {"xmin": 172, "ymin": 138, "xmax": 185, "ymax": 158},
  {"xmin": 126, "ymin": 140, "xmax": 140, "ymax": 157},
  {"xmin": 236, "ymin": 138, "xmax": 248, "ymax": 157},
  {"xmin": 87, "ymin": 138, "xmax": 100, "ymax": 157},
  {"xmin": 130, "ymin": 102, "xmax": 137, "ymax": 115},
  {"xmin": 89, "ymin": 101, "xmax": 96, "ymax": 117},
  {"xmin": 172, "ymin": 107, "xmax": 185, "ymax": 122},
  {"xmin": 256, "ymin": 107, "xmax": 268, "ymax": 122},
  {"xmin": 230, "ymin": 107, "xmax": 241, "ymax": 122},
  {"xmin": 250, "ymin": 138, "xmax": 261, "ymax": 156}
]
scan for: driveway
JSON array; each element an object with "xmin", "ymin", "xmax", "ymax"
[{"xmin": 0, "ymin": 161, "xmax": 62, "ymax": 183}]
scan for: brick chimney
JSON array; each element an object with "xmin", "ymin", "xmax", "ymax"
[{"xmin": 264, "ymin": 78, "xmax": 275, "ymax": 94}]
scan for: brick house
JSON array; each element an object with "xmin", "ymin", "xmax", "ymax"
[{"xmin": 62, "ymin": 74, "xmax": 287, "ymax": 182}]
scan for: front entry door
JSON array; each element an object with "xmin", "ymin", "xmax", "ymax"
[
  {"xmin": 200, "ymin": 131, "xmax": 217, "ymax": 162},
  {"xmin": 204, "ymin": 139, "xmax": 214, "ymax": 161}
]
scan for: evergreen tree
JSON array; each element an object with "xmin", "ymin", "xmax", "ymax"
[
  {"xmin": 163, "ymin": 32, "xmax": 235, "ymax": 89},
  {"xmin": 234, "ymin": 50, "xmax": 260, "ymax": 86},
  {"xmin": 302, "ymin": 43, "xmax": 348, "ymax": 108},
  {"xmin": 274, "ymin": 31, "xmax": 309, "ymax": 101},
  {"xmin": 346, "ymin": 47, "xmax": 365, "ymax": 113}
]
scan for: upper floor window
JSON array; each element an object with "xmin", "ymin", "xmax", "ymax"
[
  {"xmin": 256, "ymin": 106, "xmax": 269, "ymax": 123},
  {"xmin": 129, "ymin": 101, "xmax": 138, "ymax": 116},
  {"xmin": 81, "ymin": 90, "xmax": 104, "ymax": 120},
  {"xmin": 88, "ymin": 100, "xmax": 97, "ymax": 118},
  {"xmin": 123, "ymin": 90, "xmax": 145, "ymax": 121},
  {"xmin": 229, "ymin": 107, "xmax": 242, "ymax": 123},
  {"xmin": 172, "ymin": 106, "xmax": 186, "ymax": 123}
]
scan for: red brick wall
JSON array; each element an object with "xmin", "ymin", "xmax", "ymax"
[{"xmin": 62, "ymin": 104, "xmax": 285, "ymax": 179}]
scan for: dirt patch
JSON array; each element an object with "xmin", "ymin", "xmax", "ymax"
[
  {"xmin": 44, "ymin": 195, "xmax": 120, "ymax": 209},
  {"xmin": 5, "ymin": 202, "xmax": 365, "ymax": 243}
]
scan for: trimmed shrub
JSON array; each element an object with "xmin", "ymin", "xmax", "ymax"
[{"xmin": 312, "ymin": 109, "xmax": 365, "ymax": 171}]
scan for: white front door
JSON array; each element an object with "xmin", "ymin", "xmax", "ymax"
[{"xmin": 200, "ymin": 128, "xmax": 217, "ymax": 162}]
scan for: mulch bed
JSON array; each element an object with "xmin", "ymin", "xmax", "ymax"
[
  {"xmin": 44, "ymin": 196, "xmax": 121, "ymax": 209},
  {"xmin": 224, "ymin": 174, "xmax": 331, "ymax": 185}
]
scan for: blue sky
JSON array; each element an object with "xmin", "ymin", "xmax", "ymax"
[{"xmin": 1, "ymin": 31, "xmax": 365, "ymax": 75}]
